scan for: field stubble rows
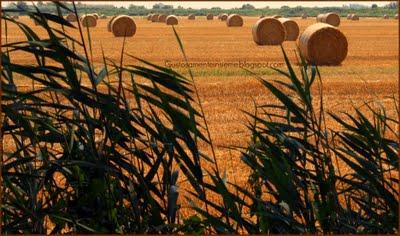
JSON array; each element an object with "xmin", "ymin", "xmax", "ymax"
[{"xmin": 2, "ymin": 16, "xmax": 398, "ymax": 185}]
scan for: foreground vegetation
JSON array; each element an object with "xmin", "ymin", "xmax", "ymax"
[{"xmin": 1, "ymin": 2, "xmax": 398, "ymax": 234}]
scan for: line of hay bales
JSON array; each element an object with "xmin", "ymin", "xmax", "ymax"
[
  {"xmin": 206, "ymin": 14, "xmax": 214, "ymax": 20},
  {"xmin": 188, "ymin": 14, "xmax": 195, "ymax": 20},
  {"xmin": 158, "ymin": 14, "xmax": 168, "ymax": 23},
  {"xmin": 316, "ymin": 12, "xmax": 340, "ymax": 26}
]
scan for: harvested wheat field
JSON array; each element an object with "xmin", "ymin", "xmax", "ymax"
[{"xmin": 2, "ymin": 16, "xmax": 398, "ymax": 187}]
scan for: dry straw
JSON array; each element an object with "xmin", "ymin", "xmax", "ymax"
[
  {"xmin": 278, "ymin": 18, "xmax": 299, "ymax": 41},
  {"xmin": 188, "ymin": 14, "xmax": 195, "ymax": 20},
  {"xmin": 166, "ymin": 15, "xmax": 178, "ymax": 25},
  {"xmin": 298, "ymin": 23, "xmax": 348, "ymax": 65},
  {"xmin": 151, "ymin": 14, "xmax": 159, "ymax": 22},
  {"xmin": 158, "ymin": 14, "xmax": 167, "ymax": 23},
  {"xmin": 220, "ymin": 14, "xmax": 228, "ymax": 21},
  {"xmin": 252, "ymin": 17, "xmax": 286, "ymax": 45},
  {"xmin": 92, "ymin": 13, "xmax": 99, "ymax": 20},
  {"xmin": 111, "ymin": 15, "xmax": 137, "ymax": 37},
  {"xmin": 108, "ymin": 15, "xmax": 117, "ymax": 31},
  {"xmin": 66, "ymin": 13, "xmax": 77, "ymax": 22},
  {"xmin": 226, "ymin": 14, "xmax": 243, "ymax": 27},
  {"xmin": 81, "ymin": 14, "xmax": 97, "ymax": 27},
  {"xmin": 271, "ymin": 15, "xmax": 282, "ymax": 19},
  {"xmin": 206, "ymin": 13, "xmax": 214, "ymax": 20},
  {"xmin": 316, "ymin": 12, "xmax": 340, "ymax": 26}
]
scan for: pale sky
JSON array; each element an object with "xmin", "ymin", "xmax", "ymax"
[{"xmin": 4, "ymin": 1, "xmax": 392, "ymax": 9}]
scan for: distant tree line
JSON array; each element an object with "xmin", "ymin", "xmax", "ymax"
[{"xmin": 5, "ymin": 1, "xmax": 398, "ymax": 17}]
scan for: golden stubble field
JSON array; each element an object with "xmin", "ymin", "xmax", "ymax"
[{"xmin": 2, "ymin": 16, "xmax": 399, "ymax": 185}]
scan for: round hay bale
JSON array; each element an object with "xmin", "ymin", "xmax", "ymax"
[
  {"xmin": 111, "ymin": 15, "xmax": 136, "ymax": 37},
  {"xmin": 226, "ymin": 14, "xmax": 243, "ymax": 27},
  {"xmin": 107, "ymin": 15, "xmax": 118, "ymax": 32},
  {"xmin": 147, "ymin": 14, "xmax": 153, "ymax": 21},
  {"xmin": 271, "ymin": 15, "xmax": 282, "ymax": 19},
  {"xmin": 351, "ymin": 14, "xmax": 359, "ymax": 21},
  {"xmin": 158, "ymin": 14, "xmax": 167, "ymax": 22},
  {"xmin": 81, "ymin": 14, "xmax": 97, "ymax": 27},
  {"xmin": 252, "ymin": 17, "xmax": 286, "ymax": 45},
  {"xmin": 220, "ymin": 14, "xmax": 228, "ymax": 21},
  {"xmin": 316, "ymin": 12, "xmax": 340, "ymax": 27},
  {"xmin": 298, "ymin": 23, "xmax": 348, "ymax": 66},
  {"xmin": 66, "ymin": 13, "xmax": 77, "ymax": 22},
  {"xmin": 347, "ymin": 14, "xmax": 352, "ymax": 20},
  {"xmin": 166, "ymin": 15, "xmax": 178, "ymax": 25},
  {"xmin": 100, "ymin": 15, "xmax": 107, "ymax": 19},
  {"xmin": 383, "ymin": 14, "xmax": 389, "ymax": 19},
  {"xmin": 395, "ymin": 14, "xmax": 399, "ymax": 20},
  {"xmin": 278, "ymin": 18, "xmax": 299, "ymax": 41},
  {"xmin": 206, "ymin": 13, "xmax": 214, "ymax": 20},
  {"xmin": 301, "ymin": 13, "xmax": 308, "ymax": 19},
  {"xmin": 259, "ymin": 15, "xmax": 265, "ymax": 19},
  {"xmin": 188, "ymin": 14, "xmax": 195, "ymax": 20},
  {"xmin": 92, "ymin": 13, "xmax": 99, "ymax": 20},
  {"xmin": 151, "ymin": 14, "xmax": 159, "ymax": 22}
]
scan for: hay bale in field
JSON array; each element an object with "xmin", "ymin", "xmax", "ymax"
[
  {"xmin": 220, "ymin": 14, "xmax": 228, "ymax": 21},
  {"xmin": 166, "ymin": 15, "xmax": 178, "ymax": 25},
  {"xmin": 100, "ymin": 15, "xmax": 107, "ymax": 19},
  {"xmin": 107, "ymin": 15, "xmax": 117, "ymax": 31},
  {"xmin": 188, "ymin": 14, "xmax": 195, "ymax": 20},
  {"xmin": 271, "ymin": 15, "xmax": 282, "ymax": 19},
  {"xmin": 226, "ymin": 14, "xmax": 243, "ymax": 27},
  {"xmin": 111, "ymin": 15, "xmax": 136, "ymax": 37},
  {"xmin": 395, "ymin": 14, "xmax": 399, "ymax": 19},
  {"xmin": 147, "ymin": 14, "xmax": 153, "ymax": 21},
  {"xmin": 252, "ymin": 17, "xmax": 286, "ymax": 45},
  {"xmin": 92, "ymin": 13, "xmax": 99, "ymax": 20},
  {"xmin": 316, "ymin": 12, "xmax": 340, "ymax": 26},
  {"xmin": 151, "ymin": 14, "xmax": 159, "ymax": 22},
  {"xmin": 383, "ymin": 14, "xmax": 389, "ymax": 19},
  {"xmin": 259, "ymin": 15, "xmax": 265, "ymax": 19},
  {"xmin": 347, "ymin": 14, "xmax": 352, "ymax": 20},
  {"xmin": 298, "ymin": 23, "xmax": 348, "ymax": 66},
  {"xmin": 81, "ymin": 14, "xmax": 97, "ymax": 27},
  {"xmin": 301, "ymin": 13, "xmax": 308, "ymax": 19},
  {"xmin": 158, "ymin": 14, "xmax": 167, "ymax": 23},
  {"xmin": 206, "ymin": 13, "xmax": 214, "ymax": 20},
  {"xmin": 351, "ymin": 14, "xmax": 359, "ymax": 21},
  {"xmin": 66, "ymin": 13, "xmax": 77, "ymax": 22},
  {"xmin": 278, "ymin": 18, "xmax": 299, "ymax": 41}
]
